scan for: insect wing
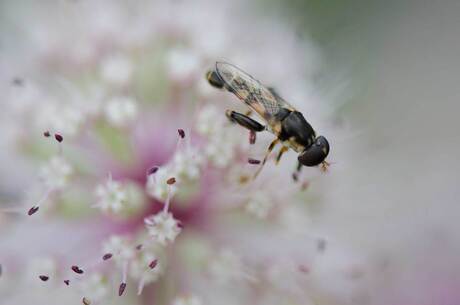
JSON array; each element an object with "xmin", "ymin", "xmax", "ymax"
[
  {"xmin": 215, "ymin": 62, "xmax": 289, "ymax": 122},
  {"xmin": 267, "ymin": 87, "xmax": 294, "ymax": 109}
]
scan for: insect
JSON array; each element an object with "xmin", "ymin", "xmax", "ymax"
[{"xmin": 206, "ymin": 62, "xmax": 330, "ymax": 179}]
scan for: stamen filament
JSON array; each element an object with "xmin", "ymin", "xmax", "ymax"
[
  {"xmin": 28, "ymin": 188, "xmax": 54, "ymax": 216},
  {"xmin": 163, "ymin": 185, "xmax": 172, "ymax": 212}
]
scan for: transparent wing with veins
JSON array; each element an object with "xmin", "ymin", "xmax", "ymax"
[{"xmin": 215, "ymin": 62, "xmax": 295, "ymax": 123}]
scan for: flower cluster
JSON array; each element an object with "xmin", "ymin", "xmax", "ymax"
[{"xmin": 0, "ymin": 1, "xmax": 356, "ymax": 305}]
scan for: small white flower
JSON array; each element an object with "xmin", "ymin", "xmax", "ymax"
[
  {"xmin": 94, "ymin": 178, "xmax": 127, "ymax": 213},
  {"xmin": 204, "ymin": 137, "xmax": 236, "ymax": 168},
  {"xmin": 78, "ymin": 273, "xmax": 109, "ymax": 303},
  {"xmin": 39, "ymin": 156, "xmax": 73, "ymax": 189},
  {"xmin": 172, "ymin": 295, "xmax": 203, "ymax": 305},
  {"xmin": 104, "ymin": 96, "xmax": 138, "ymax": 127},
  {"xmin": 146, "ymin": 166, "xmax": 177, "ymax": 202},
  {"xmin": 100, "ymin": 54, "xmax": 133, "ymax": 86},
  {"xmin": 196, "ymin": 105, "xmax": 222, "ymax": 137},
  {"xmin": 166, "ymin": 48, "xmax": 200, "ymax": 82},
  {"xmin": 102, "ymin": 235, "xmax": 135, "ymax": 264},
  {"xmin": 144, "ymin": 211, "xmax": 181, "ymax": 245},
  {"xmin": 196, "ymin": 104, "xmax": 239, "ymax": 168},
  {"xmin": 245, "ymin": 192, "xmax": 273, "ymax": 219},
  {"xmin": 94, "ymin": 178, "xmax": 144, "ymax": 215},
  {"xmin": 171, "ymin": 146, "xmax": 203, "ymax": 181}
]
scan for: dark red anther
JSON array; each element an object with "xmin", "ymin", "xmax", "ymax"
[
  {"xmin": 118, "ymin": 282, "xmax": 126, "ymax": 296},
  {"xmin": 178, "ymin": 129, "xmax": 185, "ymax": 139},
  {"xmin": 12, "ymin": 78, "xmax": 24, "ymax": 86},
  {"xmin": 102, "ymin": 253, "xmax": 113, "ymax": 261},
  {"xmin": 64, "ymin": 279, "xmax": 70, "ymax": 286},
  {"xmin": 149, "ymin": 259, "xmax": 158, "ymax": 269},
  {"xmin": 166, "ymin": 177, "xmax": 176, "ymax": 185},
  {"xmin": 298, "ymin": 265, "xmax": 310, "ymax": 273},
  {"xmin": 39, "ymin": 275, "xmax": 49, "ymax": 281},
  {"xmin": 317, "ymin": 238, "xmax": 327, "ymax": 253},
  {"xmin": 248, "ymin": 158, "xmax": 261, "ymax": 165},
  {"xmin": 301, "ymin": 182, "xmax": 309, "ymax": 191},
  {"xmin": 43, "ymin": 131, "xmax": 51, "ymax": 137},
  {"xmin": 71, "ymin": 265, "xmax": 84, "ymax": 274},
  {"xmin": 54, "ymin": 133, "xmax": 63, "ymax": 143},
  {"xmin": 292, "ymin": 173, "xmax": 299, "ymax": 182},
  {"xmin": 135, "ymin": 244, "xmax": 143, "ymax": 251},
  {"xmin": 249, "ymin": 130, "xmax": 256, "ymax": 144},
  {"xmin": 28, "ymin": 206, "xmax": 39, "ymax": 216},
  {"xmin": 147, "ymin": 166, "xmax": 159, "ymax": 175}
]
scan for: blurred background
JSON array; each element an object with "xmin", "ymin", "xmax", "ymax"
[{"xmin": 1, "ymin": 0, "xmax": 459, "ymax": 304}]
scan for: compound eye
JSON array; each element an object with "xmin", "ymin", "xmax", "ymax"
[
  {"xmin": 206, "ymin": 70, "xmax": 224, "ymax": 89},
  {"xmin": 298, "ymin": 136, "xmax": 330, "ymax": 167}
]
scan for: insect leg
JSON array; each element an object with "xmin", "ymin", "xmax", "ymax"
[
  {"xmin": 249, "ymin": 130, "xmax": 256, "ymax": 145},
  {"xmin": 292, "ymin": 161, "xmax": 302, "ymax": 181},
  {"xmin": 320, "ymin": 160, "xmax": 331, "ymax": 172},
  {"xmin": 244, "ymin": 110, "xmax": 255, "ymax": 144},
  {"xmin": 253, "ymin": 138, "xmax": 280, "ymax": 179},
  {"xmin": 225, "ymin": 110, "xmax": 265, "ymax": 132},
  {"xmin": 275, "ymin": 146, "xmax": 289, "ymax": 165}
]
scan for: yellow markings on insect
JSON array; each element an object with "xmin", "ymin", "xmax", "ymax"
[
  {"xmin": 275, "ymin": 146, "xmax": 288, "ymax": 165},
  {"xmin": 237, "ymin": 89, "xmax": 249, "ymax": 100},
  {"xmin": 206, "ymin": 71, "xmax": 213, "ymax": 81}
]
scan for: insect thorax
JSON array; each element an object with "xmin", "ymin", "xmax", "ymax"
[{"xmin": 278, "ymin": 111, "xmax": 316, "ymax": 152}]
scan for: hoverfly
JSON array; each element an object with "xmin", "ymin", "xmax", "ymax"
[{"xmin": 206, "ymin": 62, "xmax": 330, "ymax": 179}]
